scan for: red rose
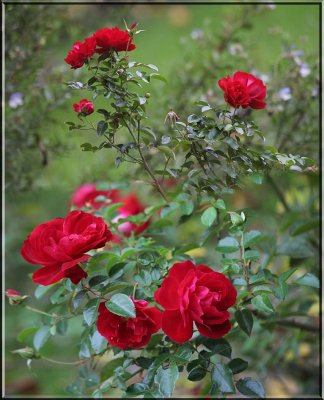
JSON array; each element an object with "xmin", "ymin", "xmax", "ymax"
[
  {"xmin": 21, "ymin": 211, "xmax": 112, "ymax": 286},
  {"xmin": 97, "ymin": 298, "xmax": 162, "ymax": 349},
  {"xmin": 6, "ymin": 289, "xmax": 21, "ymax": 297},
  {"xmin": 94, "ymin": 27, "xmax": 136, "ymax": 53},
  {"xmin": 113, "ymin": 194, "xmax": 150, "ymax": 237},
  {"xmin": 64, "ymin": 36, "xmax": 96, "ymax": 69},
  {"xmin": 154, "ymin": 261, "xmax": 237, "ymax": 343},
  {"xmin": 73, "ymin": 99, "xmax": 95, "ymax": 115},
  {"xmin": 218, "ymin": 71, "xmax": 267, "ymax": 109},
  {"xmin": 71, "ymin": 184, "xmax": 120, "ymax": 209}
]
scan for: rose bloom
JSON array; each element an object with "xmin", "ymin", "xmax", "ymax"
[
  {"xmin": 21, "ymin": 211, "xmax": 112, "ymax": 286},
  {"xmin": 94, "ymin": 26, "xmax": 136, "ymax": 53},
  {"xmin": 64, "ymin": 36, "xmax": 96, "ymax": 69},
  {"xmin": 97, "ymin": 298, "xmax": 162, "ymax": 349},
  {"xmin": 71, "ymin": 183, "xmax": 120, "ymax": 209},
  {"xmin": 154, "ymin": 261, "xmax": 237, "ymax": 343},
  {"xmin": 218, "ymin": 71, "xmax": 267, "ymax": 109},
  {"xmin": 73, "ymin": 99, "xmax": 95, "ymax": 115},
  {"xmin": 113, "ymin": 194, "xmax": 150, "ymax": 237}
]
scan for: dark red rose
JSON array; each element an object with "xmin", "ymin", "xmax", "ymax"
[
  {"xmin": 73, "ymin": 99, "xmax": 95, "ymax": 115},
  {"xmin": 218, "ymin": 71, "xmax": 267, "ymax": 109},
  {"xmin": 94, "ymin": 27, "xmax": 136, "ymax": 53},
  {"xmin": 97, "ymin": 298, "xmax": 162, "ymax": 349},
  {"xmin": 64, "ymin": 36, "xmax": 96, "ymax": 69},
  {"xmin": 6, "ymin": 289, "xmax": 21, "ymax": 296},
  {"xmin": 154, "ymin": 261, "xmax": 237, "ymax": 343},
  {"xmin": 113, "ymin": 194, "xmax": 150, "ymax": 237},
  {"xmin": 21, "ymin": 211, "xmax": 112, "ymax": 286},
  {"xmin": 71, "ymin": 184, "xmax": 120, "ymax": 209}
]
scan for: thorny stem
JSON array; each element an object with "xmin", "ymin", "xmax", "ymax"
[{"xmin": 122, "ymin": 118, "xmax": 169, "ymax": 202}]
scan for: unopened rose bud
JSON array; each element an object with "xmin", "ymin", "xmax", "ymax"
[
  {"xmin": 145, "ymin": 92, "xmax": 151, "ymax": 98},
  {"xmin": 12, "ymin": 347, "xmax": 40, "ymax": 360},
  {"xmin": 6, "ymin": 289, "xmax": 29, "ymax": 305},
  {"xmin": 130, "ymin": 22, "xmax": 138, "ymax": 30}
]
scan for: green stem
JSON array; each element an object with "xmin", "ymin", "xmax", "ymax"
[
  {"xmin": 25, "ymin": 305, "xmax": 56, "ymax": 318},
  {"xmin": 42, "ymin": 357, "xmax": 86, "ymax": 366}
]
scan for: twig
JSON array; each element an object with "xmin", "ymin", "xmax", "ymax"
[
  {"xmin": 253, "ymin": 310, "xmax": 319, "ymax": 332},
  {"xmin": 266, "ymin": 174, "xmax": 291, "ymax": 212}
]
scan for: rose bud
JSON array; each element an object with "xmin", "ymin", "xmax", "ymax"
[{"xmin": 6, "ymin": 289, "xmax": 29, "ymax": 305}]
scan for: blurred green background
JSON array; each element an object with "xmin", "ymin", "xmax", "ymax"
[{"xmin": 5, "ymin": 3, "xmax": 320, "ymax": 397}]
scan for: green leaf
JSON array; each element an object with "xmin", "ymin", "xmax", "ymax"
[
  {"xmin": 278, "ymin": 267, "xmax": 298, "ymax": 285},
  {"xmin": 228, "ymin": 358, "xmax": 248, "ymax": 374},
  {"xmin": 106, "ymin": 293, "xmax": 136, "ymax": 318},
  {"xmin": 157, "ymin": 145, "xmax": 175, "ymax": 159},
  {"xmin": 101, "ymin": 358, "xmax": 125, "ymax": 380},
  {"xmin": 251, "ymin": 294, "xmax": 274, "ymax": 314},
  {"xmin": 235, "ymin": 309, "xmax": 253, "ymax": 336},
  {"xmin": 34, "ymin": 284, "xmax": 54, "ymax": 299},
  {"xmin": 73, "ymin": 290, "xmax": 87, "ymax": 310},
  {"xmin": 244, "ymin": 230, "xmax": 262, "ymax": 247},
  {"xmin": 201, "ymin": 207, "xmax": 217, "ymax": 227},
  {"xmin": 83, "ymin": 298, "xmax": 100, "ymax": 326},
  {"xmin": 90, "ymin": 331, "xmax": 107, "ymax": 354},
  {"xmin": 188, "ymin": 367, "xmax": 207, "ymax": 381},
  {"xmin": 277, "ymin": 238, "xmax": 313, "ymax": 258},
  {"xmin": 154, "ymin": 362, "xmax": 179, "ymax": 398},
  {"xmin": 149, "ymin": 73, "xmax": 167, "ymax": 83},
  {"xmin": 290, "ymin": 219, "xmax": 319, "ymax": 236},
  {"xmin": 211, "ymin": 363, "xmax": 235, "ymax": 394},
  {"xmin": 202, "ymin": 338, "xmax": 232, "ymax": 358},
  {"xmin": 33, "ymin": 326, "xmax": 51, "ymax": 351},
  {"xmin": 215, "ymin": 199, "xmax": 226, "ymax": 210},
  {"xmin": 173, "ymin": 345, "xmax": 193, "ymax": 363},
  {"xmin": 295, "ymin": 273, "xmax": 319, "ymax": 288},
  {"xmin": 236, "ymin": 378, "xmax": 265, "ymax": 398},
  {"xmin": 97, "ymin": 121, "xmax": 108, "ymax": 136},
  {"xmin": 17, "ymin": 327, "xmax": 39, "ymax": 343},
  {"xmin": 216, "ymin": 237, "xmax": 239, "ymax": 254}
]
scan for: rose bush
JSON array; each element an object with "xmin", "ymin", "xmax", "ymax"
[
  {"xmin": 155, "ymin": 261, "xmax": 237, "ymax": 342},
  {"xmin": 97, "ymin": 298, "xmax": 162, "ymax": 349},
  {"xmin": 218, "ymin": 71, "xmax": 267, "ymax": 109},
  {"xmin": 20, "ymin": 210, "xmax": 112, "ymax": 285}
]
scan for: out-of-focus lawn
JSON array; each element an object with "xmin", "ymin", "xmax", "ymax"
[{"xmin": 5, "ymin": 3, "xmax": 319, "ymax": 396}]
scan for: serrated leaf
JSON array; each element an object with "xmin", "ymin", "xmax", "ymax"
[
  {"xmin": 236, "ymin": 378, "xmax": 265, "ymax": 398},
  {"xmin": 235, "ymin": 309, "xmax": 253, "ymax": 336},
  {"xmin": 97, "ymin": 121, "xmax": 108, "ymax": 136},
  {"xmin": 251, "ymin": 294, "xmax": 274, "ymax": 314},
  {"xmin": 295, "ymin": 273, "xmax": 319, "ymax": 288},
  {"xmin": 33, "ymin": 326, "xmax": 51, "ymax": 351},
  {"xmin": 90, "ymin": 331, "xmax": 107, "ymax": 354},
  {"xmin": 83, "ymin": 298, "xmax": 100, "ymax": 326},
  {"xmin": 215, "ymin": 199, "xmax": 226, "ymax": 210},
  {"xmin": 106, "ymin": 293, "xmax": 135, "ymax": 318},
  {"xmin": 244, "ymin": 230, "xmax": 262, "ymax": 247},
  {"xmin": 17, "ymin": 327, "xmax": 39, "ymax": 343},
  {"xmin": 228, "ymin": 358, "xmax": 248, "ymax": 374},
  {"xmin": 201, "ymin": 207, "xmax": 217, "ymax": 227},
  {"xmin": 211, "ymin": 363, "xmax": 235, "ymax": 394},
  {"xmin": 154, "ymin": 363, "xmax": 179, "ymax": 398},
  {"xmin": 216, "ymin": 237, "xmax": 239, "ymax": 254},
  {"xmin": 203, "ymin": 338, "xmax": 232, "ymax": 358},
  {"xmin": 188, "ymin": 367, "xmax": 206, "ymax": 381},
  {"xmin": 101, "ymin": 358, "xmax": 125, "ymax": 380}
]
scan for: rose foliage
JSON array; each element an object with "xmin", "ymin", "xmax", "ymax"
[{"xmin": 10, "ymin": 20, "xmax": 318, "ymax": 399}]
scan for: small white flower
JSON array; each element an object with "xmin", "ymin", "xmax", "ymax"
[
  {"xmin": 278, "ymin": 87, "xmax": 292, "ymax": 101},
  {"xmin": 9, "ymin": 92, "xmax": 23, "ymax": 109},
  {"xmin": 299, "ymin": 63, "xmax": 311, "ymax": 77}
]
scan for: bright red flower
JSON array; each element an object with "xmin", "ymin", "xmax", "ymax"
[
  {"xmin": 71, "ymin": 184, "xmax": 120, "ymax": 209},
  {"xmin": 73, "ymin": 99, "xmax": 95, "ymax": 115},
  {"xmin": 154, "ymin": 261, "xmax": 237, "ymax": 343},
  {"xmin": 97, "ymin": 298, "xmax": 162, "ymax": 349},
  {"xmin": 94, "ymin": 27, "xmax": 136, "ymax": 53},
  {"xmin": 218, "ymin": 71, "xmax": 267, "ymax": 109},
  {"xmin": 64, "ymin": 36, "xmax": 96, "ymax": 69},
  {"xmin": 113, "ymin": 194, "xmax": 150, "ymax": 237},
  {"xmin": 21, "ymin": 211, "xmax": 112, "ymax": 286}
]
